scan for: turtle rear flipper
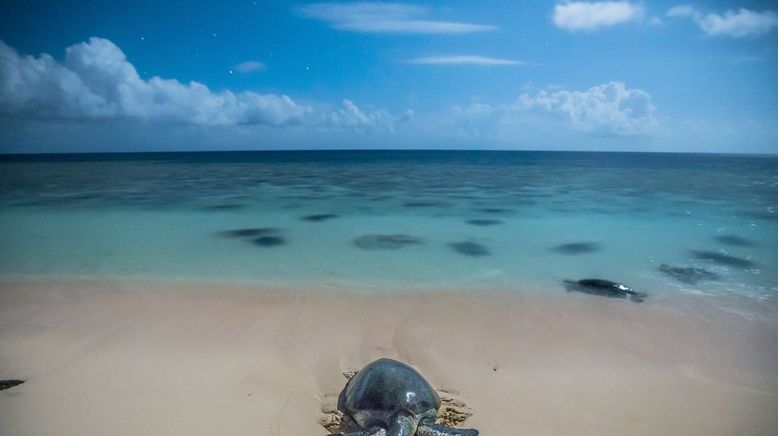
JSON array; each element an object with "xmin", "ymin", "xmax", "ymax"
[
  {"xmin": 562, "ymin": 280, "xmax": 578, "ymax": 292},
  {"xmin": 629, "ymin": 291, "xmax": 647, "ymax": 303},
  {"xmin": 417, "ymin": 423, "xmax": 479, "ymax": 436},
  {"xmin": 327, "ymin": 426, "xmax": 386, "ymax": 436}
]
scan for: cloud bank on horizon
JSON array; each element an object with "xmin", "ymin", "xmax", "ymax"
[
  {"xmin": 0, "ymin": 1, "xmax": 776, "ymax": 153},
  {"xmin": 0, "ymin": 37, "xmax": 402, "ymax": 132},
  {"xmin": 0, "ymin": 38, "xmax": 308, "ymax": 126},
  {"xmin": 0, "ymin": 37, "xmax": 653, "ymax": 136}
]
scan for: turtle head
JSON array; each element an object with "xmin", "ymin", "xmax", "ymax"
[
  {"xmin": 614, "ymin": 283, "xmax": 648, "ymax": 303},
  {"xmin": 387, "ymin": 409, "xmax": 418, "ymax": 436},
  {"xmin": 416, "ymin": 422, "xmax": 480, "ymax": 436}
]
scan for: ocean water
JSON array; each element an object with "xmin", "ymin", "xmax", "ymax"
[{"xmin": 0, "ymin": 151, "xmax": 776, "ymax": 300}]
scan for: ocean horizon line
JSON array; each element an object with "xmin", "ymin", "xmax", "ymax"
[{"xmin": 2, "ymin": 148, "xmax": 776, "ymax": 162}]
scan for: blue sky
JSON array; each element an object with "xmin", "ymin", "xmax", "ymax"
[{"xmin": 0, "ymin": 1, "xmax": 776, "ymax": 153}]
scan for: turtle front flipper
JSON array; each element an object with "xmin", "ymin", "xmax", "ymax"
[
  {"xmin": 417, "ymin": 423, "xmax": 479, "ymax": 436},
  {"xmin": 327, "ymin": 426, "xmax": 387, "ymax": 436}
]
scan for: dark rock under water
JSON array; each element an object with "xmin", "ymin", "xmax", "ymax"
[
  {"xmin": 465, "ymin": 219, "xmax": 502, "ymax": 226},
  {"xmin": 449, "ymin": 241, "xmax": 490, "ymax": 257},
  {"xmin": 353, "ymin": 234, "xmax": 425, "ymax": 250},
  {"xmin": 301, "ymin": 213, "xmax": 340, "ymax": 222},
  {"xmin": 218, "ymin": 228, "xmax": 279, "ymax": 238},
  {"xmin": 659, "ymin": 264, "xmax": 720, "ymax": 284},
  {"xmin": 552, "ymin": 242, "xmax": 601, "ymax": 255},
  {"xmin": 403, "ymin": 201, "xmax": 449, "ymax": 208},
  {"xmin": 253, "ymin": 236, "xmax": 285, "ymax": 247},
  {"xmin": 714, "ymin": 235, "xmax": 755, "ymax": 247},
  {"xmin": 201, "ymin": 203, "xmax": 245, "ymax": 211},
  {"xmin": 476, "ymin": 207, "xmax": 515, "ymax": 215},
  {"xmin": 690, "ymin": 250, "xmax": 756, "ymax": 269}
]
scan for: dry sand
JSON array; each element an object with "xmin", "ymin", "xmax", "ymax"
[{"xmin": 1, "ymin": 280, "xmax": 777, "ymax": 436}]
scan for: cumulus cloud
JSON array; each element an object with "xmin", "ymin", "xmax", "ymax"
[
  {"xmin": 298, "ymin": 2, "xmax": 496, "ymax": 34},
  {"xmin": 553, "ymin": 1, "xmax": 644, "ymax": 31},
  {"xmin": 0, "ymin": 38, "xmax": 308, "ymax": 125},
  {"xmin": 519, "ymin": 82, "xmax": 656, "ymax": 134},
  {"xmin": 234, "ymin": 60, "xmax": 266, "ymax": 73},
  {"xmin": 406, "ymin": 55, "xmax": 527, "ymax": 66},
  {"xmin": 667, "ymin": 6, "xmax": 778, "ymax": 38},
  {"xmin": 327, "ymin": 99, "xmax": 395, "ymax": 132},
  {"xmin": 451, "ymin": 82, "xmax": 656, "ymax": 136}
]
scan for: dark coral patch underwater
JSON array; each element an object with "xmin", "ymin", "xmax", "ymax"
[
  {"xmin": 659, "ymin": 264, "xmax": 720, "ymax": 284},
  {"xmin": 690, "ymin": 250, "xmax": 756, "ymax": 269},
  {"xmin": 403, "ymin": 201, "xmax": 450, "ymax": 208},
  {"xmin": 714, "ymin": 235, "xmax": 755, "ymax": 247},
  {"xmin": 552, "ymin": 242, "xmax": 601, "ymax": 255},
  {"xmin": 253, "ymin": 236, "xmax": 285, "ymax": 247},
  {"xmin": 475, "ymin": 207, "xmax": 515, "ymax": 215},
  {"xmin": 217, "ymin": 228, "xmax": 279, "ymax": 238},
  {"xmin": 353, "ymin": 234, "xmax": 425, "ymax": 250},
  {"xmin": 449, "ymin": 241, "xmax": 490, "ymax": 257},
  {"xmin": 301, "ymin": 213, "xmax": 340, "ymax": 222},
  {"xmin": 465, "ymin": 219, "xmax": 502, "ymax": 226},
  {"xmin": 201, "ymin": 203, "xmax": 245, "ymax": 211}
]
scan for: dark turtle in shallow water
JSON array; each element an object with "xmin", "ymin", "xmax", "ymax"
[
  {"xmin": 329, "ymin": 358, "xmax": 478, "ymax": 436},
  {"xmin": 564, "ymin": 279, "xmax": 646, "ymax": 303}
]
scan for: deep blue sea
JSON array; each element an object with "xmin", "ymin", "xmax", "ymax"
[{"xmin": 0, "ymin": 151, "xmax": 776, "ymax": 300}]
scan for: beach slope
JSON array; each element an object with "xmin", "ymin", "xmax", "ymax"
[{"xmin": 1, "ymin": 281, "xmax": 777, "ymax": 435}]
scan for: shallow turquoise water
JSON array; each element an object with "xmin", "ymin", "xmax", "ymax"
[{"xmin": 0, "ymin": 151, "xmax": 776, "ymax": 300}]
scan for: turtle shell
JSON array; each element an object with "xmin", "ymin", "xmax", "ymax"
[{"xmin": 344, "ymin": 358, "xmax": 440, "ymax": 428}]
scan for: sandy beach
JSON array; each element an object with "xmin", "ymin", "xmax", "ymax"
[{"xmin": 1, "ymin": 280, "xmax": 777, "ymax": 435}]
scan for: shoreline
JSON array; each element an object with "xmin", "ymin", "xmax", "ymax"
[
  {"xmin": 1, "ymin": 279, "xmax": 777, "ymax": 435},
  {"xmin": 1, "ymin": 275, "xmax": 775, "ymax": 319}
]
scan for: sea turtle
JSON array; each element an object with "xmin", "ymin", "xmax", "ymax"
[
  {"xmin": 564, "ymin": 278, "xmax": 646, "ymax": 302},
  {"xmin": 328, "ymin": 358, "xmax": 479, "ymax": 436}
]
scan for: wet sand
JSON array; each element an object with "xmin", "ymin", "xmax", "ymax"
[{"xmin": 1, "ymin": 280, "xmax": 777, "ymax": 435}]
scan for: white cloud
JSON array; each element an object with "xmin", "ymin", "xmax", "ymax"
[
  {"xmin": 234, "ymin": 60, "xmax": 266, "ymax": 73},
  {"xmin": 298, "ymin": 2, "xmax": 496, "ymax": 34},
  {"xmin": 519, "ymin": 82, "xmax": 656, "ymax": 134},
  {"xmin": 0, "ymin": 38, "xmax": 309, "ymax": 126},
  {"xmin": 406, "ymin": 55, "xmax": 527, "ymax": 66},
  {"xmin": 450, "ymin": 82, "xmax": 656, "ymax": 137},
  {"xmin": 667, "ymin": 6, "xmax": 778, "ymax": 37},
  {"xmin": 553, "ymin": 1, "xmax": 644, "ymax": 31},
  {"xmin": 666, "ymin": 5, "xmax": 695, "ymax": 18},
  {"xmin": 327, "ymin": 99, "xmax": 395, "ymax": 132}
]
